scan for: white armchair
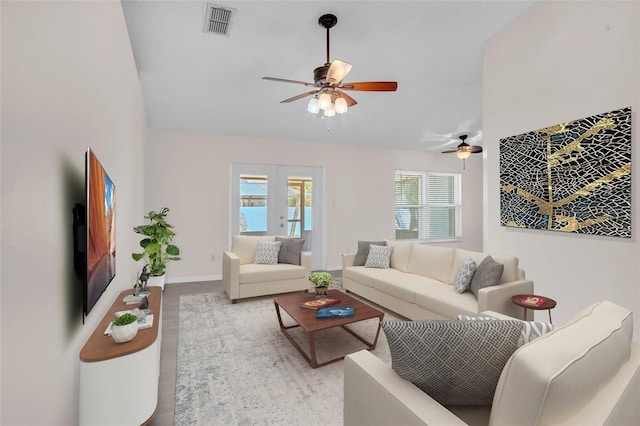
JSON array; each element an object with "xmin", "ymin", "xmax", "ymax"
[{"xmin": 222, "ymin": 235, "xmax": 311, "ymax": 303}]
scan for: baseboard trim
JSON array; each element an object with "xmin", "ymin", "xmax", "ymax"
[{"xmin": 166, "ymin": 274, "xmax": 221, "ymax": 284}]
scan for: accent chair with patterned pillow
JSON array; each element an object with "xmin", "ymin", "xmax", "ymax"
[{"xmin": 223, "ymin": 235, "xmax": 311, "ymax": 303}]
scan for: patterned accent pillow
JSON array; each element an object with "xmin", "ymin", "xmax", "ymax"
[
  {"xmin": 453, "ymin": 258, "xmax": 476, "ymax": 294},
  {"xmin": 457, "ymin": 315, "xmax": 556, "ymax": 347},
  {"xmin": 382, "ymin": 319, "xmax": 523, "ymax": 406},
  {"xmin": 275, "ymin": 237, "xmax": 305, "ymax": 265},
  {"xmin": 364, "ymin": 245, "xmax": 393, "ymax": 269},
  {"xmin": 470, "ymin": 256, "xmax": 504, "ymax": 297},
  {"xmin": 253, "ymin": 241, "xmax": 281, "ymax": 265},
  {"xmin": 353, "ymin": 240, "xmax": 386, "ymax": 266}
]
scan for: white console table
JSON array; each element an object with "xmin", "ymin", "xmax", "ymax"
[{"xmin": 79, "ymin": 287, "xmax": 162, "ymax": 425}]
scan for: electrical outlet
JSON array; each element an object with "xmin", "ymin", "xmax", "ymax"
[{"xmin": 211, "ymin": 255, "xmax": 216, "ymax": 262}]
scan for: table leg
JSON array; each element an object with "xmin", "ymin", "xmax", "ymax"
[
  {"xmin": 523, "ymin": 307, "xmax": 528, "ymax": 321},
  {"xmin": 548, "ymin": 309, "xmax": 553, "ymax": 324},
  {"xmin": 274, "ymin": 301, "xmax": 285, "ymax": 330},
  {"xmin": 308, "ymin": 331, "xmax": 318, "ymax": 368}
]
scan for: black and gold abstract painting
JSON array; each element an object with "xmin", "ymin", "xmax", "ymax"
[{"xmin": 500, "ymin": 107, "xmax": 631, "ymax": 238}]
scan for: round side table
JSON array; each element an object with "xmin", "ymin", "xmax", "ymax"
[{"xmin": 511, "ymin": 294, "xmax": 557, "ymax": 323}]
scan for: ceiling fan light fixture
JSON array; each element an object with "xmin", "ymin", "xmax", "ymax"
[
  {"xmin": 335, "ymin": 97, "xmax": 348, "ymax": 113},
  {"xmin": 456, "ymin": 150, "xmax": 471, "ymax": 160},
  {"xmin": 307, "ymin": 97, "xmax": 320, "ymax": 113},
  {"xmin": 323, "ymin": 104, "xmax": 336, "ymax": 117},
  {"xmin": 318, "ymin": 93, "xmax": 332, "ymax": 110},
  {"xmin": 327, "ymin": 60, "xmax": 352, "ymax": 84}
]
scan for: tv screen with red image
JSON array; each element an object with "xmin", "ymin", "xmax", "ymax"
[{"xmin": 85, "ymin": 148, "xmax": 116, "ymax": 315}]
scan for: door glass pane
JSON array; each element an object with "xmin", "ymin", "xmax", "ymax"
[
  {"xmin": 288, "ymin": 177, "xmax": 312, "ymax": 251},
  {"xmin": 239, "ymin": 175, "xmax": 267, "ymax": 236}
]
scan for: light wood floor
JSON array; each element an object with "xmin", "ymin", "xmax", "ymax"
[{"xmin": 149, "ymin": 280, "xmax": 223, "ymax": 426}]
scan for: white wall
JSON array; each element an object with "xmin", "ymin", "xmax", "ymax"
[
  {"xmin": 144, "ymin": 129, "xmax": 484, "ymax": 282},
  {"xmin": 1, "ymin": 1, "xmax": 146, "ymax": 424},
  {"xmin": 484, "ymin": 0, "xmax": 639, "ymax": 340}
]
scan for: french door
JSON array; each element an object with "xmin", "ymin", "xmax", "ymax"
[{"xmin": 230, "ymin": 163, "xmax": 325, "ymax": 270}]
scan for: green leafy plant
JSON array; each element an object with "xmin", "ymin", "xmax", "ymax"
[
  {"xmin": 113, "ymin": 313, "xmax": 137, "ymax": 326},
  {"xmin": 131, "ymin": 207, "xmax": 181, "ymax": 277},
  {"xmin": 309, "ymin": 271, "xmax": 334, "ymax": 288}
]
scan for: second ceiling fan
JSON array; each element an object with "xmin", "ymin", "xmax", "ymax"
[{"xmin": 262, "ymin": 14, "xmax": 398, "ymax": 116}]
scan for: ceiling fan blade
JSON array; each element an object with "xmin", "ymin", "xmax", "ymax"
[
  {"xmin": 469, "ymin": 146, "xmax": 483, "ymax": 153},
  {"xmin": 279, "ymin": 90, "xmax": 319, "ymax": 103},
  {"xmin": 262, "ymin": 77, "xmax": 317, "ymax": 88},
  {"xmin": 336, "ymin": 90, "xmax": 358, "ymax": 107},
  {"xmin": 326, "ymin": 60, "xmax": 352, "ymax": 84},
  {"xmin": 441, "ymin": 149, "xmax": 458, "ymax": 154},
  {"xmin": 341, "ymin": 81, "xmax": 398, "ymax": 91}
]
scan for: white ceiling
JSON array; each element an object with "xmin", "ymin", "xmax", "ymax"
[{"xmin": 122, "ymin": 0, "xmax": 537, "ymax": 152}]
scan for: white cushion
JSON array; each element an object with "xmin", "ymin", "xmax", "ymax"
[
  {"xmin": 239, "ymin": 263, "xmax": 306, "ymax": 284},
  {"xmin": 453, "ymin": 258, "xmax": 476, "ymax": 294},
  {"xmin": 232, "ymin": 235, "xmax": 274, "ymax": 265},
  {"xmin": 491, "ymin": 300, "xmax": 633, "ymax": 425},
  {"xmin": 407, "ymin": 244, "xmax": 455, "ymax": 283},
  {"xmin": 365, "ymin": 245, "xmax": 393, "ymax": 268},
  {"xmin": 384, "ymin": 239, "xmax": 413, "ymax": 272},
  {"xmin": 253, "ymin": 240, "xmax": 281, "ymax": 264},
  {"xmin": 414, "ymin": 285, "xmax": 478, "ymax": 318}
]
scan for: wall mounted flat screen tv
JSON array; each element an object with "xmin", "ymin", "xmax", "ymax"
[{"xmin": 84, "ymin": 148, "xmax": 116, "ymax": 316}]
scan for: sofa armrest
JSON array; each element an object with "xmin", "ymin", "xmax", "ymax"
[
  {"xmin": 300, "ymin": 252, "xmax": 312, "ymax": 275},
  {"xmin": 344, "ymin": 350, "xmax": 467, "ymax": 426},
  {"xmin": 342, "ymin": 253, "xmax": 356, "ymax": 269},
  {"xmin": 222, "ymin": 251, "xmax": 240, "ymax": 302},
  {"xmin": 477, "ymin": 279, "xmax": 534, "ymax": 319}
]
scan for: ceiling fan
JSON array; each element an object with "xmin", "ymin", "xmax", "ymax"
[
  {"xmin": 441, "ymin": 135, "xmax": 483, "ymax": 168},
  {"xmin": 262, "ymin": 14, "xmax": 398, "ymax": 116}
]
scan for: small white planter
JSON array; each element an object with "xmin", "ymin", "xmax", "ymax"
[
  {"xmin": 147, "ymin": 274, "xmax": 166, "ymax": 290},
  {"xmin": 111, "ymin": 322, "xmax": 138, "ymax": 343}
]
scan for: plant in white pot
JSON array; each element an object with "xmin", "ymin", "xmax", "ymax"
[
  {"xmin": 111, "ymin": 313, "xmax": 138, "ymax": 343},
  {"xmin": 132, "ymin": 207, "xmax": 181, "ymax": 290}
]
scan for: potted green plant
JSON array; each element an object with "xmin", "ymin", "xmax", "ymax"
[
  {"xmin": 111, "ymin": 313, "xmax": 138, "ymax": 343},
  {"xmin": 132, "ymin": 207, "xmax": 181, "ymax": 290},
  {"xmin": 309, "ymin": 271, "xmax": 334, "ymax": 298}
]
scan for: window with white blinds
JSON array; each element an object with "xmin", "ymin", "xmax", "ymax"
[{"xmin": 395, "ymin": 170, "xmax": 462, "ymax": 241}]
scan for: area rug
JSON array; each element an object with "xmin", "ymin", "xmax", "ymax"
[{"xmin": 174, "ymin": 289, "xmax": 398, "ymax": 425}]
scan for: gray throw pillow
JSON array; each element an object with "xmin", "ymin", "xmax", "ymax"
[
  {"xmin": 382, "ymin": 319, "xmax": 523, "ymax": 406},
  {"xmin": 354, "ymin": 240, "xmax": 386, "ymax": 266},
  {"xmin": 453, "ymin": 258, "xmax": 476, "ymax": 294},
  {"xmin": 275, "ymin": 237, "xmax": 305, "ymax": 265},
  {"xmin": 470, "ymin": 256, "xmax": 504, "ymax": 297}
]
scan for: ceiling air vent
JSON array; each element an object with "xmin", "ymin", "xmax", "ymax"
[{"xmin": 203, "ymin": 4, "xmax": 234, "ymax": 36}]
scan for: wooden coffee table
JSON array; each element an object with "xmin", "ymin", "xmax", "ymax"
[{"xmin": 273, "ymin": 289, "xmax": 384, "ymax": 368}]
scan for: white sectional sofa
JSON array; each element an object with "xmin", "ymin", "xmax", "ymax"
[
  {"xmin": 344, "ymin": 300, "xmax": 640, "ymax": 426},
  {"xmin": 342, "ymin": 240, "xmax": 534, "ymax": 319},
  {"xmin": 223, "ymin": 235, "xmax": 311, "ymax": 303}
]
